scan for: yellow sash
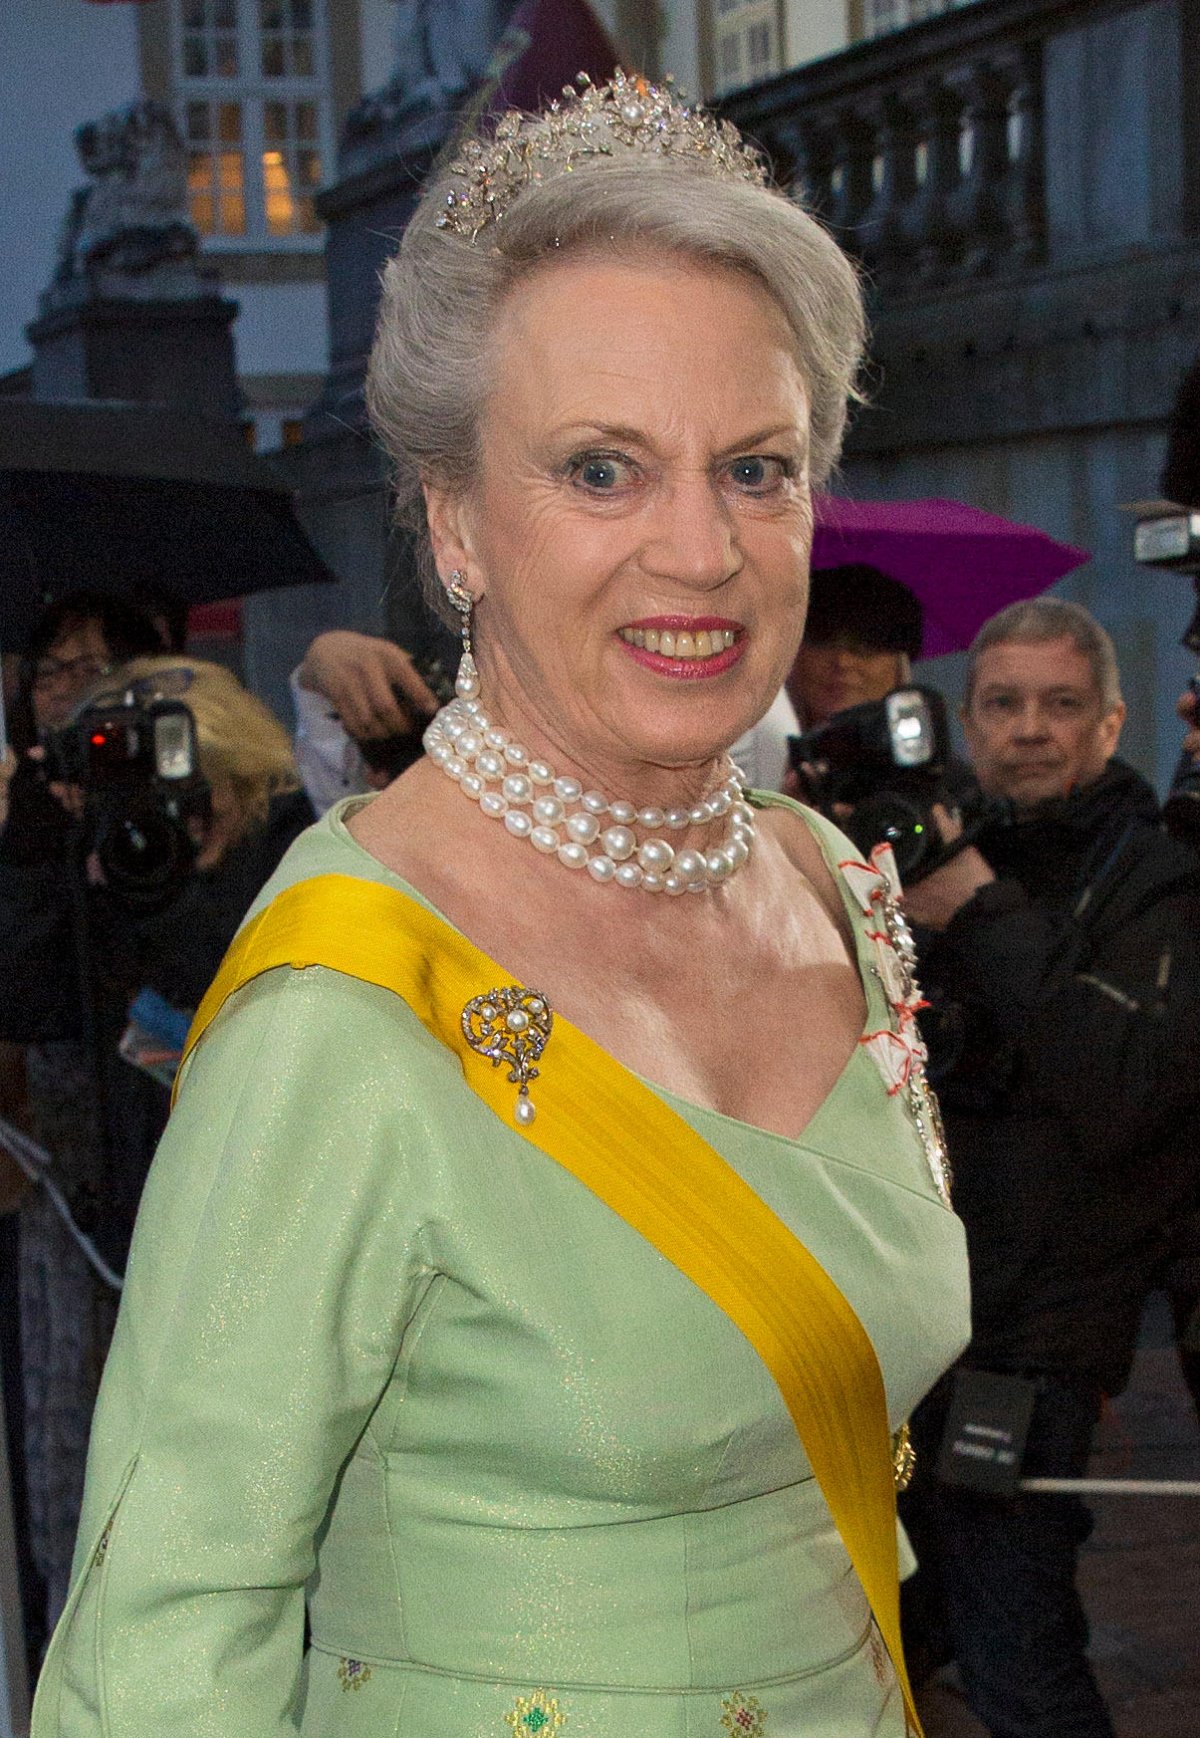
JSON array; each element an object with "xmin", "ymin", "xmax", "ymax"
[{"xmin": 179, "ymin": 873, "xmax": 921, "ymax": 1733}]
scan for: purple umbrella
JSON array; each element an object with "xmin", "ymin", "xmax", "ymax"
[{"xmin": 811, "ymin": 495, "xmax": 1091, "ymax": 659}]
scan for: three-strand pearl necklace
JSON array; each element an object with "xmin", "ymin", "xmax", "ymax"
[{"xmin": 423, "ymin": 695, "xmax": 756, "ymax": 893}]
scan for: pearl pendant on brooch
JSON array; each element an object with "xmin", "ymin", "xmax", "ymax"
[{"xmin": 461, "ymin": 986, "xmax": 553, "ymax": 1124}]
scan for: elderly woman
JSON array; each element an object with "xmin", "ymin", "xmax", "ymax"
[{"xmin": 32, "ymin": 76, "xmax": 968, "ymax": 1738}]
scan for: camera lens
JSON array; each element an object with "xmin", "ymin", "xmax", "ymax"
[
  {"xmin": 94, "ymin": 800, "xmax": 194, "ymax": 909},
  {"xmin": 849, "ymin": 792, "xmax": 932, "ymax": 881}
]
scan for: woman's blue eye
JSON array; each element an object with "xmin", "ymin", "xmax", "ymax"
[
  {"xmin": 728, "ymin": 456, "xmax": 787, "ymax": 492},
  {"xmin": 567, "ymin": 452, "xmax": 634, "ymax": 491}
]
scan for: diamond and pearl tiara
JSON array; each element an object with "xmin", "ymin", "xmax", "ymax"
[{"xmin": 435, "ymin": 69, "xmax": 768, "ymax": 243}]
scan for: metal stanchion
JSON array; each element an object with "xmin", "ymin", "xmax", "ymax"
[{"xmin": 1021, "ymin": 1476, "xmax": 1200, "ymax": 1495}]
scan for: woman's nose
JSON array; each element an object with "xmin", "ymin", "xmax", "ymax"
[{"xmin": 640, "ymin": 477, "xmax": 740, "ymax": 589}]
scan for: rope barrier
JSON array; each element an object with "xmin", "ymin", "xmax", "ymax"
[{"xmin": 0, "ymin": 1113, "xmax": 124, "ymax": 1292}]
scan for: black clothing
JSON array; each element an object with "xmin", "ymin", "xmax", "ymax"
[
  {"xmin": 902, "ymin": 758, "xmax": 1200, "ymax": 1736},
  {"xmin": 902, "ymin": 1374, "xmax": 1113, "ymax": 1738},
  {"xmin": 0, "ymin": 766, "xmax": 314, "ymax": 1262},
  {"xmin": 918, "ymin": 758, "xmax": 1200, "ymax": 1393},
  {"xmin": 129, "ymin": 786, "xmax": 314, "ymax": 1013},
  {"xmin": 0, "ymin": 762, "xmax": 85, "ymax": 1044}
]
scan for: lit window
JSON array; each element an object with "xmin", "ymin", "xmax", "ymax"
[{"xmin": 173, "ymin": 0, "xmax": 327, "ymax": 243}]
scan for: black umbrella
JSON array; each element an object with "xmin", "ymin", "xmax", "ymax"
[{"xmin": 0, "ymin": 398, "xmax": 335, "ymax": 645}]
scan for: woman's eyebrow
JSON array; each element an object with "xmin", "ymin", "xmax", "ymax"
[
  {"xmin": 549, "ymin": 421, "xmax": 649, "ymax": 445},
  {"xmin": 548, "ymin": 421, "xmax": 808, "ymax": 454}
]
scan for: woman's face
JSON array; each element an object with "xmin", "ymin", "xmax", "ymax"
[
  {"xmin": 788, "ymin": 637, "xmax": 906, "ymax": 727},
  {"xmin": 190, "ymin": 772, "xmax": 250, "ymax": 872},
  {"xmin": 426, "ymin": 253, "xmax": 814, "ymax": 787}
]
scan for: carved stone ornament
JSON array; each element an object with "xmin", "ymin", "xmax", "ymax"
[{"xmin": 54, "ymin": 101, "xmax": 197, "ymax": 284}]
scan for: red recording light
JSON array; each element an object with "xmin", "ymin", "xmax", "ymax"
[{"xmin": 90, "ymin": 733, "xmax": 107, "ymax": 747}]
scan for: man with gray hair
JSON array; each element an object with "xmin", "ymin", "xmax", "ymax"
[{"xmin": 898, "ymin": 596, "xmax": 1200, "ymax": 1737}]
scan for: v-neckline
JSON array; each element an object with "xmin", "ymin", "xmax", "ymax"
[
  {"xmin": 634, "ymin": 794, "xmax": 885, "ymax": 1149},
  {"xmin": 329, "ymin": 792, "xmax": 885, "ymax": 1149}
]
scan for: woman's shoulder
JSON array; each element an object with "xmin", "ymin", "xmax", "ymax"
[
  {"xmin": 748, "ymin": 791, "xmax": 865, "ymax": 929},
  {"xmin": 244, "ymin": 794, "xmax": 398, "ymax": 921},
  {"xmin": 748, "ymin": 789, "xmax": 857, "ymax": 862}
]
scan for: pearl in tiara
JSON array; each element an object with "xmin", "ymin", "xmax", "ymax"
[{"xmin": 435, "ymin": 69, "xmax": 768, "ymax": 243}]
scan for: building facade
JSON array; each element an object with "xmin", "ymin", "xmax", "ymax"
[
  {"xmin": 0, "ymin": 0, "xmax": 402, "ymax": 448},
  {"xmin": 721, "ymin": 0, "xmax": 1200, "ymax": 792},
  {"xmin": 607, "ymin": 0, "xmax": 986, "ymax": 97},
  {"xmin": 0, "ymin": 0, "xmax": 984, "ymax": 444}
]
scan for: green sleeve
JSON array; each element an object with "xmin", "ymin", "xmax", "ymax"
[{"xmin": 32, "ymin": 966, "xmax": 441, "ymax": 1737}]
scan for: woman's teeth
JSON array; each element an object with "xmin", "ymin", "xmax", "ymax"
[{"xmin": 619, "ymin": 627, "xmax": 738, "ymax": 659}]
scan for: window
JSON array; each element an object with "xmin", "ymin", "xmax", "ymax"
[
  {"xmin": 174, "ymin": 0, "xmax": 329, "ymax": 244},
  {"xmin": 710, "ymin": 0, "xmax": 782, "ymax": 97},
  {"xmin": 864, "ymin": 0, "xmax": 981, "ymax": 38}
]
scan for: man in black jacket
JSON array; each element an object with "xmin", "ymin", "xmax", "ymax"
[{"xmin": 898, "ymin": 597, "xmax": 1200, "ymax": 1738}]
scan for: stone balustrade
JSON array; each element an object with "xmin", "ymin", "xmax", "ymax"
[{"xmin": 719, "ymin": 0, "xmax": 1194, "ymax": 293}]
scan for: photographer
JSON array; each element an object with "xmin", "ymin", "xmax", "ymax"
[
  {"xmin": 0, "ymin": 593, "xmax": 166, "ymax": 1657},
  {"xmin": 2, "ymin": 638, "xmax": 311, "ymax": 1649},
  {"xmin": 898, "ymin": 597, "xmax": 1200, "ymax": 1738},
  {"xmin": 787, "ymin": 562, "xmax": 923, "ymax": 726},
  {"xmin": 291, "ymin": 630, "xmax": 444, "ymax": 813},
  {"xmin": 787, "ymin": 567, "xmax": 976, "ymax": 879}
]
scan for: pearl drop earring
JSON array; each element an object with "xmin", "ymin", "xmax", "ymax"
[{"xmin": 446, "ymin": 571, "xmax": 480, "ymax": 701}]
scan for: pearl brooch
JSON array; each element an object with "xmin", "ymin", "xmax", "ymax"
[
  {"xmin": 424, "ymin": 696, "xmax": 755, "ymax": 892},
  {"xmin": 462, "ymin": 986, "xmax": 553, "ymax": 1124}
]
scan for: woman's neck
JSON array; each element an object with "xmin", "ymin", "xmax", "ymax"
[{"xmin": 435, "ymin": 687, "xmax": 749, "ymax": 871}]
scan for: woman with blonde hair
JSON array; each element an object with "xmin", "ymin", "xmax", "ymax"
[
  {"xmin": 113, "ymin": 655, "xmax": 307, "ymax": 873},
  {"xmin": 87, "ymin": 655, "xmax": 313, "ymax": 1015}
]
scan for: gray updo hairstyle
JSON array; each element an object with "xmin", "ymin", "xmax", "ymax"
[{"xmin": 367, "ymin": 138, "xmax": 866, "ymax": 625}]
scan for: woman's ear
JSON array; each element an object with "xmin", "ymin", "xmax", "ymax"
[{"xmin": 423, "ymin": 480, "xmax": 484, "ymax": 598}]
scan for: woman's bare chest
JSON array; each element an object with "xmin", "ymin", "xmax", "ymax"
[{"xmin": 459, "ymin": 905, "xmax": 868, "ymax": 1139}]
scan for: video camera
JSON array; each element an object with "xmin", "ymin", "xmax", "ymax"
[
  {"xmin": 1132, "ymin": 503, "xmax": 1200, "ymax": 844},
  {"xmin": 45, "ymin": 674, "xmax": 210, "ymax": 910},
  {"xmin": 790, "ymin": 686, "xmax": 964, "ymax": 883}
]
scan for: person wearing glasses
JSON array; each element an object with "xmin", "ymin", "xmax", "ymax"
[
  {"xmin": 0, "ymin": 610, "xmax": 311, "ymax": 1664},
  {"xmin": 0, "ymin": 594, "xmax": 164, "ymax": 1664}
]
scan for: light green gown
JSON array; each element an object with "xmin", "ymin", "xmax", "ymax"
[{"xmin": 32, "ymin": 797, "xmax": 969, "ymax": 1738}]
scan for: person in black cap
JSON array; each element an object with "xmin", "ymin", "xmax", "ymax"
[{"xmin": 788, "ymin": 562, "xmax": 926, "ymax": 728}]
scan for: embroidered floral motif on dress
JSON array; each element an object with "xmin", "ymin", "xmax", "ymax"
[
  {"xmin": 337, "ymin": 1657, "xmax": 372, "ymax": 1691},
  {"xmin": 720, "ymin": 1690, "xmax": 768, "ymax": 1735},
  {"xmin": 505, "ymin": 1689, "xmax": 566, "ymax": 1734},
  {"xmin": 840, "ymin": 844, "xmax": 953, "ymax": 1207}
]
